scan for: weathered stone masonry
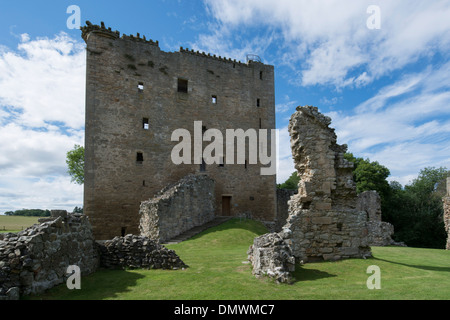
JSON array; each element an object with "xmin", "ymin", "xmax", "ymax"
[
  {"xmin": 81, "ymin": 21, "xmax": 277, "ymax": 240},
  {"xmin": 139, "ymin": 174, "xmax": 215, "ymax": 243},
  {"xmin": 0, "ymin": 211, "xmax": 99, "ymax": 299},
  {"xmin": 444, "ymin": 177, "xmax": 450, "ymax": 250},
  {"xmin": 248, "ymin": 106, "xmax": 371, "ymax": 283},
  {"xmin": 285, "ymin": 106, "xmax": 371, "ymax": 262}
]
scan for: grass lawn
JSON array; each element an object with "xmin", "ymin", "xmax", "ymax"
[
  {"xmin": 25, "ymin": 218, "xmax": 450, "ymax": 300},
  {"xmin": 0, "ymin": 215, "xmax": 40, "ymax": 233}
]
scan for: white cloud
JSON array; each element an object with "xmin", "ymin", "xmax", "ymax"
[
  {"xmin": 0, "ymin": 32, "xmax": 86, "ymax": 128},
  {"xmin": 203, "ymin": 0, "xmax": 450, "ymax": 88},
  {"xmin": 0, "ymin": 33, "xmax": 85, "ymax": 213}
]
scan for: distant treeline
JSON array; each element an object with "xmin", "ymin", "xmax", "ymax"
[{"xmin": 4, "ymin": 209, "xmax": 51, "ymax": 217}]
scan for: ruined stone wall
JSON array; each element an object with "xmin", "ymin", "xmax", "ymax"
[
  {"xmin": 284, "ymin": 106, "xmax": 371, "ymax": 262},
  {"xmin": 97, "ymin": 234, "xmax": 187, "ymax": 270},
  {"xmin": 357, "ymin": 191, "xmax": 405, "ymax": 247},
  {"xmin": 139, "ymin": 174, "xmax": 215, "ymax": 243},
  {"xmin": 444, "ymin": 178, "xmax": 450, "ymax": 250},
  {"xmin": 0, "ymin": 211, "xmax": 99, "ymax": 299},
  {"xmin": 82, "ymin": 22, "xmax": 277, "ymax": 240},
  {"xmin": 275, "ymin": 189, "xmax": 296, "ymax": 232}
]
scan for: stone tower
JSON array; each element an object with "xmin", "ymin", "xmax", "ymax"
[{"xmin": 81, "ymin": 22, "xmax": 277, "ymax": 240}]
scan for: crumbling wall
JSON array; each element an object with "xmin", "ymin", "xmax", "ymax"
[
  {"xmin": 97, "ymin": 234, "xmax": 187, "ymax": 270},
  {"xmin": 0, "ymin": 211, "xmax": 99, "ymax": 299},
  {"xmin": 444, "ymin": 178, "xmax": 450, "ymax": 250},
  {"xmin": 284, "ymin": 106, "xmax": 371, "ymax": 262},
  {"xmin": 139, "ymin": 174, "xmax": 215, "ymax": 243},
  {"xmin": 275, "ymin": 189, "xmax": 297, "ymax": 232},
  {"xmin": 357, "ymin": 191, "xmax": 405, "ymax": 247},
  {"xmin": 248, "ymin": 106, "xmax": 371, "ymax": 283}
]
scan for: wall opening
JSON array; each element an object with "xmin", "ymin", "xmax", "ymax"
[
  {"xmin": 260, "ymin": 71, "xmax": 263, "ymax": 80},
  {"xmin": 143, "ymin": 118, "xmax": 149, "ymax": 130},
  {"xmin": 178, "ymin": 78, "xmax": 188, "ymax": 93},
  {"xmin": 212, "ymin": 95, "xmax": 217, "ymax": 104},
  {"xmin": 257, "ymin": 98, "xmax": 261, "ymax": 107},
  {"xmin": 137, "ymin": 152, "xmax": 144, "ymax": 163},
  {"xmin": 121, "ymin": 227, "xmax": 127, "ymax": 237},
  {"xmin": 222, "ymin": 196, "xmax": 232, "ymax": 216},
  {"xmin": 138, "ymin": 82, "xmax": 144, "ymax": 92}
]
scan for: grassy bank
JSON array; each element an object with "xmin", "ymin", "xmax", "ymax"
[{"xmin": 25, "ymin": 218, "xmax": 450, "ymax": 300}]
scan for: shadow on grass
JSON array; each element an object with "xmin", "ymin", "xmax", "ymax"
[
  {"xmin": 290, "ymin": 265, "xmax": 337, "ymax": 284},
  {"xmin": 24, "ymin": 268, "xmax": 146, "ymax": 300},
  {"xmin": 372, "ymin": 257, "xmax": 450, "ymax": 273}
]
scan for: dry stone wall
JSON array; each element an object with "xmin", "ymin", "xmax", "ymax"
[
  {"xmin": 444, "ymin": 178, "xmax": 450, "ymax": 250},
  {"xmin": 97, "ymin": 234, "xmax": 187, "ymax": 270},
  {"xmin": 140, "ymin": 174, "xmax": 215, "ymax": 243},
  {"xmin": 0, "ymin": 211, "xmax": 99, "ymax": 299}
]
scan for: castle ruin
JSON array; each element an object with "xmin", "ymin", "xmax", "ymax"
[
  {"xmin": 444, "ymin": 178, "xmax": 450, "ymax": 250},
  {"xmin": 81, "ymin": 22, "xmax": 277, "ymax": 240}
]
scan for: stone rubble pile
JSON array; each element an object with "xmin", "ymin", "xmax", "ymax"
[
  {"xmin": 97, "ymin": 234, "xmax": 187, "ymax": 270},
  {"xmin": 247, "ymin": 231, "xmax": 296, "ymax": 284}
]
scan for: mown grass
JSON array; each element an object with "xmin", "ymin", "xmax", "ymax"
[
  {"xmin": 0, "ymin": 215, "xmax": 40, "ymax": 233},
  {"xmin": 25, "ymin": 218, "xmax": 450, "ymax": 300}
]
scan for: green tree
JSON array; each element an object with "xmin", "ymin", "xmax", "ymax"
[
  {"xmin": 66, "ymin": 145, "xmax": 85, "ymax": 185},
  {"xmin": 277, "ymin": 172, "xmax": 300, "ymax": 190},
  {"xmin": 344, "ymin": 153, "xmax": 391, "ymax": 200},
  {"xmin": 387, "ymin": 167, "xmax": 449, "ymax": 249}
]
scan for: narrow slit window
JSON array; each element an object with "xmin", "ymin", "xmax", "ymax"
[
  {"xmin": 178, "ymin": 78, "xmax": 188, "ymax": 93},
  {"xmin": 212, "ymin": 95, "xmax": 217, "ymax": 104},
  {"xmin": 257, "ymin": 98, "xmax": 261, "ymax": 107},
  {"xmin": 121, "ymin": 227, "xmax": 127, "ymax": 237},
  {"xmin": 259, "ymin": 118, "xmax": 262, "ymax": 129},
  {"xmin": 137, "ymin": 152, "xmax": 144, "ymax": 163},
  {"xmin": 245, "ymin": 160, "xmax": 248, "ymax": 169},
  {"xmin": 260, "ymin": 71, "xmax": 263, "ymax": 80},
  {"xmin": 138, "ymin": 82, "xmax": 144, "ymax": 92},
  {"xmin": 143, "ymin": 118, "xmax": 149, "ymax": 130}
]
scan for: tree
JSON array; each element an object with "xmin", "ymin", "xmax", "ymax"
[
  {"xmin": 344, "ymin": 153, "xmax": 391, "ymax": 200},
  {"xmin": 386, "ymin": 167, "xmax": 449, "ymax": 249},
  {"xmin": 277, "ymin": 172, "xmax": 300, "ymax": 190},
  {"xmin": 73, "ymin": 206, "xmax": 83, "ymax": 214},
  {"xmin": 66, "ymin": 145, "xmax": 84, "ymax": 185}
]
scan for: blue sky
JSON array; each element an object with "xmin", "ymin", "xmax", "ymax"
[{"xmin": 0, "ymin": 0, "xmax": 449, "ymax": 213}]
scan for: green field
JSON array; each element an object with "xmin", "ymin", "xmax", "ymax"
[
  {"xmin": 0, "ymin": 215, "xmax": 40, "ymax": 233},
  {"xmin": 25, "ymin": 218, "xmax": 450, "ymax": 300}
]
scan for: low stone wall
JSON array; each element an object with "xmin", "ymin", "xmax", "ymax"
[
  {"xmin": 0, "ymin": 211, "xmax": 99, "ymax": 299},
  {"xmin": 140, "ymin": 174, "xmax": 216, "ymax": 243},
  {"xmin": 97, "ymin": 234, "xmax": 187, "ymax": 270}
]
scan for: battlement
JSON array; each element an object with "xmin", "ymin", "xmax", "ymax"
[
  {"xmin": 81, "ymin": 21, "xmax": 159, "ymax": 46},
  {"xmin": 81, "ymin": 21, "xmax": 268, "ymax": 67}
]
